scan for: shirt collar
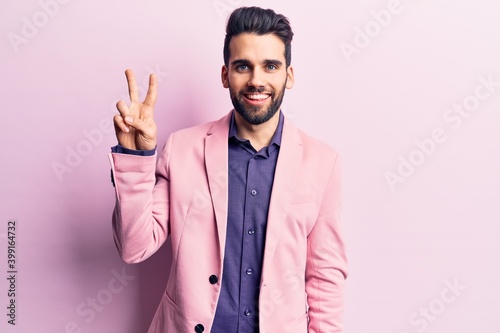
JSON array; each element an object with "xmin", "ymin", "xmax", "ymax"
[{"xmin": 228, "ymin": 110, "xmax": 284, "ymax": 147}]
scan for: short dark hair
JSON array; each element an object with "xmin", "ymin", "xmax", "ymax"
[{"xmin": 223, "ymin": 6, "xmax": 293, "ymax": 67}]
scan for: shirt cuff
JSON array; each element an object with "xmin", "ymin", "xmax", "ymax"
[{"xmin": 111, "ymin": 144, "xmax": 156, "ymax": 156}]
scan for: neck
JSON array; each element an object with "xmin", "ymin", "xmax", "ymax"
[{"xmin": 234, "ymin": 111, "xmax": 280, "ymax": 151}]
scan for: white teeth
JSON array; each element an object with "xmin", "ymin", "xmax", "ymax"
[{"xmin": 246, "ymin": 94, "xmax": 269, "ymax": 100}]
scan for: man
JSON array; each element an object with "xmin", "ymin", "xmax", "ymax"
[{"xmin": 109, "ymin": 6, "xmax": 347, "ymax": 333}]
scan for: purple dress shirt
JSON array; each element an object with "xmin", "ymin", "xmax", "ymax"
[{"xmin": 211, "ymin": 111, "xmax": 283, "ymax": 333}]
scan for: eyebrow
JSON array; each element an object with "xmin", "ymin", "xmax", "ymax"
[{"xmin": 231, "ymin": 59, "xmax": 283, "ymax": 67}]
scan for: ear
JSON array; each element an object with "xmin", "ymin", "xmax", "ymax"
[
  {"xmin": 221, "ymin": 65, "xmax": 229, "ymax": 88},
  {"xmin": 285, "ymin": 65, "xmax": 295, "ymax": 89}
]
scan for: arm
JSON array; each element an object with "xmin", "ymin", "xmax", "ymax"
[
  {"xmin": 306, "ymin": 153, "xmax": 348, "ymax": 332},
  {"xmin": 110, "ymin": 137, "xmax": 171, "ymax": 264},
  {"xmin": 110, "ymin": 69, "xmax": 168, "ymax": 263}
]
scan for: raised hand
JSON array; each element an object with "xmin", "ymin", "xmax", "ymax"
[{"xmin": 114, "ymin": 69, "xmax": 158, "ymax": 151}]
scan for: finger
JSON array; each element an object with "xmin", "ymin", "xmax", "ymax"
[
  {"xmin": 125, "ymin": 69, "xmax": 139, "ymax": 103},
  {"xmin": 120, "ymin": 116, "xmax": 155, "ymax": 137},
  {"xmin": 143, "ymin": 73, "xmax": 158, "ymax": 108},
  {"xmin": 116, "ymin": 100, "xmax": 130, "ymax": 117},
  {"xmin": 120, "ymin": 115, "xmax": 141, "ymax": 131},
  {"xmin": 113, "ymin": 114, "xmax": 130, "ymax": 133}
]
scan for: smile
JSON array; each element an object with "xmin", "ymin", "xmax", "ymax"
[
  {"xmin": 243, "ymin": 93, "xmax": 271, "ymax": 105},
  {"xmin": 244, "ymin": 93, "xmax": 270, "ymax": 100}
]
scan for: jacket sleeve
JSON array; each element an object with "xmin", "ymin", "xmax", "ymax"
[
  {"xmin": 305, "ymin": 153, "xmax": 348, "ymax": 332},
  {"xmin": 108, "ymin": 133, "xmax": 173, "ymax": 264}
]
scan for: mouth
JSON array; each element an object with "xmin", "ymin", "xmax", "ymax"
[{"xmin": 242, "ymin": 93, "xmax": 271, "ymax": 106}]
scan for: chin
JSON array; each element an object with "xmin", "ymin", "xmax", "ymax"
[{"xmin": 237, "ymin": 107, "xmax": 279, "ymax": 125}]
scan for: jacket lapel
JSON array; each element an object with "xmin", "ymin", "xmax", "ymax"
[
  {"xmin": 262, "ymin": 118, "xmax": 303, "ymax": 278},
  {"xmin": 204, "ymin": 112, "xmax": 231, "ymax": 263}
]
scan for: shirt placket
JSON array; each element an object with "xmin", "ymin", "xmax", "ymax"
[{"xmin": 238, "ymin": 153, "xmax": 263, "ymax": 331}]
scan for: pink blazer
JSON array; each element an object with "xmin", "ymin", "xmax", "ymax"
[{"xmin": 109, "ymin": 111, "xmax": 348, "ymax": 333}]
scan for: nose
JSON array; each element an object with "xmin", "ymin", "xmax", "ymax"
[{"xmin": 247, "ymin": 67, "xmax": 266, "ymax": 88}]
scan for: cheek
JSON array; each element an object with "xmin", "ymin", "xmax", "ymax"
[
  {"xmin": 271, "ymin": 73, "xmax": 288, "ymax": 88},
  {"xmin": 228, "ymin": 75, "xmax": 245, "ymax": 89}
]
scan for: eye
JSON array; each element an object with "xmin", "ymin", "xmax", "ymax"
[
  {"xmin": 266, "ymin": 64, "xmax": 278, "ymax": 71},
  {"xmin": 236, "ymin": 64, "xmax": 250, "ymax": 71}
]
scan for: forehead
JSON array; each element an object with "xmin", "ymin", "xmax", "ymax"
[{"xmin": 229, "ymin": 33, "xmax": 286, "ymax": 63}]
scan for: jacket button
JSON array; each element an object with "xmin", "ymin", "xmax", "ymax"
[
  {"xmin": 195, "ymin": 324, "xmax": 204, "ymax": 333},
  {"xmin": 209, "ymin": 275, "xmax": 218, "ymax": 284}
]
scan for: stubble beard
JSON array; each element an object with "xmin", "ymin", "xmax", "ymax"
[{"xmin": 229, "ymin": 82, "xmax": 286, "ymax": 125}]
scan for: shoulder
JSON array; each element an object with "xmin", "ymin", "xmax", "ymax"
[
  {"xmin": 286, "ymin": 120, "xmax": 340, "ymax": 165},
  {"xmin": 171, "ymin": 121, "xmax": 214, "ymax": 139},
  {"xmin": 166, "ymin": 112, "xmax": 231, "ymax": 146}
]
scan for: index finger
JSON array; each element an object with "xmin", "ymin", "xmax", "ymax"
[
  {"xmin": 125, "ymin": 69, "xmax": 140, "ymax": 103},
  {"xmin": 143, "ymin": 73, "xmax": 158, "ymax": 107}
]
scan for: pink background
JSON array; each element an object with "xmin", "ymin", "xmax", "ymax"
[{"xmin": 1, "ymin": 0, "xmax": 499, "ymax": 332}]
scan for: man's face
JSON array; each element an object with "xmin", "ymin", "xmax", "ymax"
[{"xmin": 222, "ymin": 33, "xmax": 294, "ymax": 125}]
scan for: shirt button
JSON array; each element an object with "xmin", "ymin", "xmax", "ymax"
[
  {"xmin": 244, "ymin": 309, "xmax": 251, "ymax": 316},
  {"xmin": 251, "ymin": 189, "xmax": 257, "ymax": 196},
  {"xmin": 195, "ymin": 324, "xmax": 205, "ymax": 333},
  {"xmin": 248, "ymin": 229, "xmax": 255, "ymax": 235},
  {"xmin": 246, "ymin": 268, "xmax": 253, "ymax": 275},
  {"xmin": 209, "ymin": 275, "xmax": 218, "ymax": 284}
]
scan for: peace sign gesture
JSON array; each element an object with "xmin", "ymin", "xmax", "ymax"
[{"xmin": 114, "ymin": 69, "xmax": 158, "ymax": 151}]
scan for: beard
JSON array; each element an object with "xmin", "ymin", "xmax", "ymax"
[{"xmin": 229, "ymin": 82, "xmax": 286, "ymax": 125}]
